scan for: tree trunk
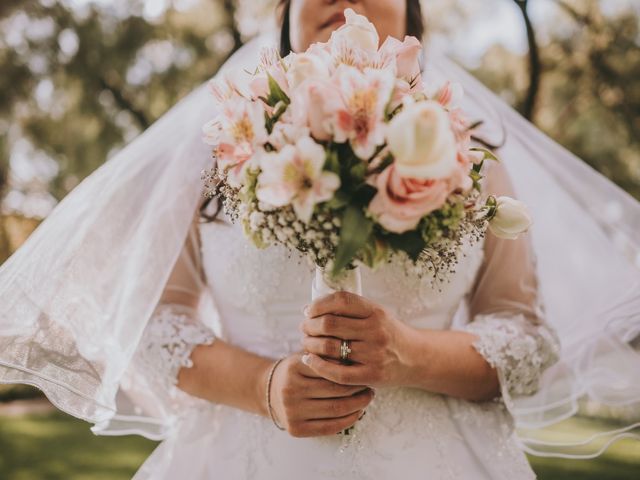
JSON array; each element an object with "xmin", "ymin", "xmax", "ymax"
[{"xmin": 513, "ymin": 0, "xmax": 541, "ymax": 120}]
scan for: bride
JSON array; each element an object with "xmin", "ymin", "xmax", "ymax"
[{"xmin": 1, "ymin": 1, "xmax": 639, "ymax": 479}]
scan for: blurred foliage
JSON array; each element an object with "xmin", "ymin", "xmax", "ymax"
[
  {"xmin": 0, "ymin": 0, "xmax": 244, "ymax": 260},
  {"xmin": 0, "ymin": 410, "xmax": 639, "ymax": 479},
  {"xmin": 0, "ymin": 385, "xmax": 42, "ymax": 403},
  {"xmin": 472, "ymin": 0, "xmax": 640, "ymax": 199},
  {"xmin": 0, "ymin": 0, "xmax": 239, "ymax": 201}
]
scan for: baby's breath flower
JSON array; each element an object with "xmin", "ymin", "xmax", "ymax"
[{"xmin": 282, "ymin": 226, "xmax": 295, "ymax": 237}]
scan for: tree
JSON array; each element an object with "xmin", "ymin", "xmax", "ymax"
[
  {"xmin": 472, "ymin": 0, "xmax": 640, "ymax": 199},
  {"xmin": 0, "ymin": 0, "xmax": 241, "ymax": 203},
  {"xmin": 512, "ymin": 0, "xmax": 541, "ymax": 120}
]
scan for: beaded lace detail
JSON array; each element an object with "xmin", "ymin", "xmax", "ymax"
[
  {"xmin": 465, "ymin": 313, "xmax": 560, "ymax": 396},
  {"xmin": 134, "ymin": 303, "xmax": 216, "ymax": 408}
]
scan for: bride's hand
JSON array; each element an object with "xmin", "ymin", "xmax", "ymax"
[
  {"xmin": 300, "ymin": 292, "xmax": 414, "ymax": 388},
  {"xmin": 267, "ymin": 352, "xmax": 375, "ymax": 438}
]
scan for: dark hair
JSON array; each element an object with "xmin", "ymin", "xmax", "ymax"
[{"xmin": 201, "ymin": 1, "xmax": 425, "ymax": 223}]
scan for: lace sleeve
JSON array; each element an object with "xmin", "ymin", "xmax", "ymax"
[
  {"xmin": 464, "ymin": 160, "xmax": 560, "ymax": 401},
  {"xmin": 92, "ymin": 212, "xmax": 217, "ymax": 438},
  {"xmin": 465, "ymin": 313, "xmax": 559, "ymax": 397},
  {"xmin": 127, "ymin": 210, "xmax": 216, "ymax": 413},
  {"xmin": 132, "ymin": 303, "xmax": 216, "ymax": 409}
]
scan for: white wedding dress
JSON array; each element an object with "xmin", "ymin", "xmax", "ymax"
[{"xmin": 128, "ymin": 170, "xmax": 559, "ymax": 480}]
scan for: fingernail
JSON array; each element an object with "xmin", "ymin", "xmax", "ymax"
[
  {"xmin": 301, "ymin": 353, "xmax": 311, "ymax": 366},
  {"xmin": 303, "ymin": 304, "xmax": 310, "ymax": 317}
]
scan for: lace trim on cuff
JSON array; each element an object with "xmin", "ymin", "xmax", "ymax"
[
  {"xmin": 140, "ymin": 304, "xmax": 216, "ymax": 387},
  {"xmin": 465, "ymin": 313, "xmax": 560, "ymax": 397}
]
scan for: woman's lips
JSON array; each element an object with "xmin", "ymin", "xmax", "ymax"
[{"xmin": 321, "ymin": 12, "xmax": 346, "ymax": 30}]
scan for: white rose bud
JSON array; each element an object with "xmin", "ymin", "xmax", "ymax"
[
  {"xmin": 387, "ymin": 100, "xmax": 458, "ymax": 179},
  {"xmin": 330, "ymin": 8, "xmax": 379, "ymax": 52},
  {"xmin": 288, "ymin": 53, "xmax": 329, "ymax": 89},
  {"xmin": 489, "ymin": 196, "xmax": 532, "ymax": 240}
]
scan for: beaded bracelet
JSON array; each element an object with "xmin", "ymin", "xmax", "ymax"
[{"xmin": 266, "ymin": 357, "xmax": 286, "ymax": 431}]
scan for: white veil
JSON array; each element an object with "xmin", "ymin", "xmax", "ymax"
[
  {"xmin": 1, "ymin": 29, "xmax": 639, "ymax": 456},
  {"xmin": 424, "ymin": 40, "xmax": 640, "ymax": 457},
  {"xmin": 0, "ymin": 38, "xmax": 263, "ymax": 438}
]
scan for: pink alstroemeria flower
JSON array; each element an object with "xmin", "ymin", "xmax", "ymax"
[
  {"xmin": 256, "ymin": 137, "xmax": 340, "ymax": 223},
  {"xmin": 249, "ymin": 47, "xmax": 291, "ymax": 108},
  {"xmin": 435, "ymin": 81, "xmax": 464, "ymax": 109},
  {"xmin": 378, "ymin": 35, "xmax": 423, "ymax": 87},
  {"xmin": 292, "ymin": 78, "xmax": 342, "ymax": 142},
  {"xmin": 332, "ymin": 65, "xmax": 395, "ymax": 160},
  {"xmin": 203, "ymin": 97, "xmax": 268, "ymax": 188}
]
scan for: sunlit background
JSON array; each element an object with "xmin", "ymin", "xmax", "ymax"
[{"xmin": 0, "ymin": 0, "xmax": 639, "ymax": 478}]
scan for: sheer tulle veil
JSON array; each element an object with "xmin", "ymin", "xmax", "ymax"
[{"xmin": 0, "ymin": 29, "xmax": 639, "ymax": 457}]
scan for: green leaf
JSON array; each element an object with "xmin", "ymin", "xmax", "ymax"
[
  {"xmin": 324, "ymin": 149, "xmax": 340, "ymax": 175},
  {"xmin": 369, "ymin": 153, "xmax": 394, "ymax": 175},
  {"xmin": 331, "ymin": 205, "xmax": 374, "ymax": 277},
  {"xmin": 386, "ymin": 230, "xmax": 426, "ymax": 261},
  {"xmin": 242, "ymin": 215, "xmax": 268, "ymax": 249},
  {"xmin": 470, "ymin": 147, "xmax": 500, "ymax": 163},
  {"xmin": 264, "ymin": 101, "xmax": 289, "ymax": 134},
  {"xmin": 349, "ymin": 162, "xmax": 367, "ymax": 182},
  {"xmin": 352, "ymin": 184, "xmax": 377, "ymax": 207},
  {"xmin": 239, "ymin": 167, "xmax": 260, "ymax": 203},
  {"xmin": 325, "ymin": 190, "xmax": 350, "ymax": 210},
  {"xmin": 470, "ymin": 168, "xmax": 483, "ymax": 191},
  {"xmin": 272, "ymin": 101, "xmax": 288, "ymax": 122},
  {"xmin": 360, "ymin": 235, "xmax": 389, "ymax": 269},
  {"xmin": 264, "ymin": 110, "xmax": 272, "ymax": 133},
  {"xmin": 266, "ymin": 73, "xmax": 290, "ymax": 107}
]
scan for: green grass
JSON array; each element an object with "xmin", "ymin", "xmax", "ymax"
[
  {"xmin": 0, "ymin": 411, "xmax": 156, "ymax": 480},
  {"xmin": 0, "ymin": 411, "xmax": 638, "ymax": 479},
  {"xmin": 524, "ymin": 416, "xmax": 640, "ymax": 480}
]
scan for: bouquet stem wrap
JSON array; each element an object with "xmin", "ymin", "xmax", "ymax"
[
  {"xmin": 311, "ymin": 265, "xmax": 362, "ymax": 301},
  {"xmin": 312, "ymin": 263, "xmax": 363, "ymax": 437}
]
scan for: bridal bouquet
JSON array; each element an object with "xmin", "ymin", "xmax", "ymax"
[{"xmin": 201, "ymin": 8, "xmax": 531, "ymax": 296}]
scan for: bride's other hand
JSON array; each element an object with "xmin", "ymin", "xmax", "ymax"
[
  {"xmin": 267, "ymin": 352, "xmax": 375, "ymax": 438},
  {"xmin": 300, "ymin": 292, "xmax": 414, "ymax": 388}
]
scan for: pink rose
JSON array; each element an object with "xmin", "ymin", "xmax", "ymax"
[{"xmin": 368, "ymin": 163, "xmax": 452, "ymax": 233}]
